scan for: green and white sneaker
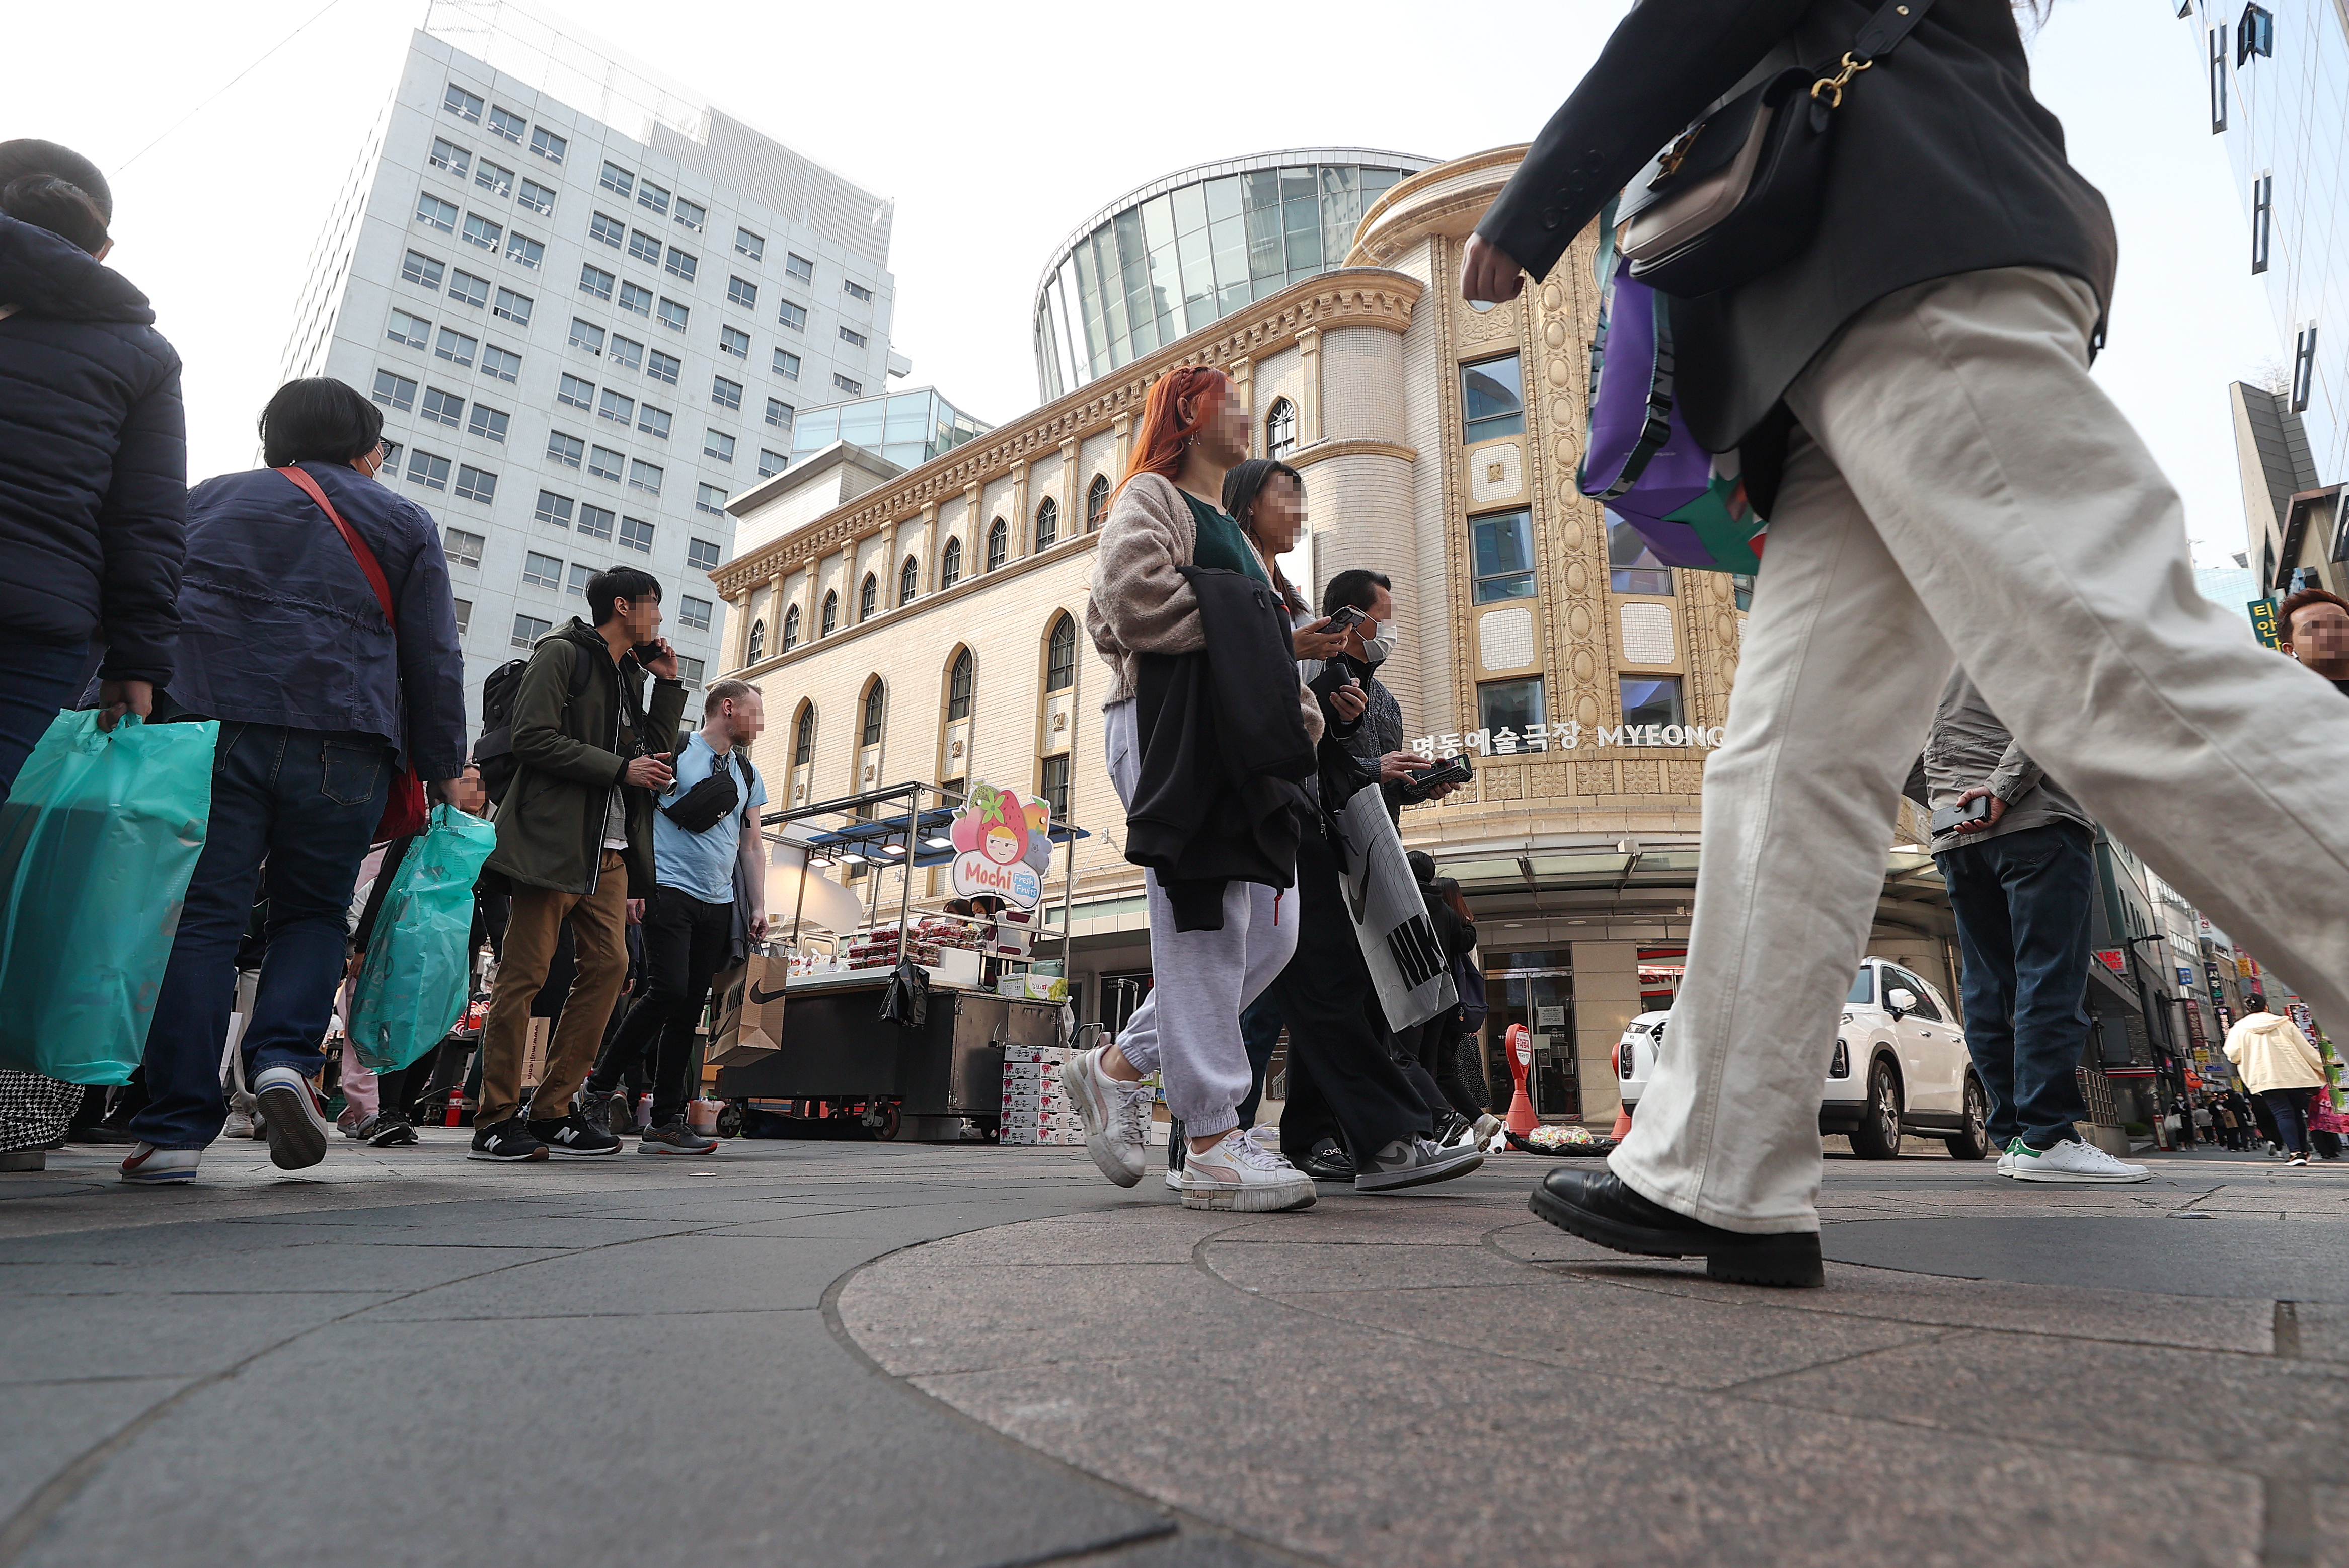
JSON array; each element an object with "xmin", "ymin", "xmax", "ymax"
[
  {"xmin": 1995, "ymin": 1137, "xmax": 2024, "ymax": 1178},
  {"xmin": 2009, "ymin": 1137, "xmax": 2150, "ymax": 1185}
]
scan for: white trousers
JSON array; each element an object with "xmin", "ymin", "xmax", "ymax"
[
  {"xmin": 1614, "ymin": 267, "xmax": 2349, "ymax": 1233},
  {"xmin": 1103, "ymin": 699, "xmax": 1298, "ymax": 1139}
]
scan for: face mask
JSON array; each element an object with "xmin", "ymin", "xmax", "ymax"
[{"xmin": 1361, "ymin": 630, "xmax": 1399, "ymax": 666}]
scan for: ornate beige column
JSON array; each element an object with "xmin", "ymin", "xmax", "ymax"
[
  {"xmin": 1112, "ymin": 413, "xmax": 1133, "ymax": 479},
  {"xmin": 1227, "ymin": 355, "xmax": 1256, "ymax": 448},
  {"xmin": 1296, "ymin": 327, "xmax": 1323, "ymax": 444},
  {"xmin": 920, "ymin": 501, "xmax": 941, "ymax": 595},
  {"xmin": 1007, "ymin": 458, "xmax": 1030, "ymax": 558},
  {"xmin": 1058, "ymin": 437, "xmax": 1078, "ymax": 541}
]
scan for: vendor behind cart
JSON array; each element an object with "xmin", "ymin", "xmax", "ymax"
[{"xmin": 583, "ymin": 679, "xmax": 767, "ymax": 1154}]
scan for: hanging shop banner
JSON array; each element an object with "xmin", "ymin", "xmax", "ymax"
[
  {"xmin": 948, "ymin": 782, "xmax": 1053, "ymax": 910},
  {"xmin": 2248, "ymin": 597, "xmax": 2282, "ymax": 649}
]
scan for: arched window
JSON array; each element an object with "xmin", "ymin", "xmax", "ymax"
[
  {"xmin": 940, "ymin": 536, "xmax": 963, "ymax": 589},
  {"xmin": 1265, "ymin": 398, "xmax": 1297, "ymax": 459},
  {"xmin": 986, "ymin": 518, "xmax": 1008, "ymax": 572},
  {"xmin": 821, "ymin": 590, "xmax": 838, "ymax": 636},
  {"xmin": 746, "ymin": 617, "xmax": 766, "ymax": 663},
  {"xmin": 781, "ymin": 602, "xmax": 801, "ymax": 651},
  {"xmin": 1046, "ymin": 613, "xmax": 1076, "ymax": 692},
  {"xmin": 1034, "ymin": 496, "xmax": 1058, "ymax": 551},
  {"xmin": 862, "ymin": 680, "xmax": 886, "ymax": 745},
  {"xmin": 947, "ymin": 648, "xmax": 973, "ymax": 720},
  {"xmin": 859, "ymin": 572, "xmax": 877, "ymax": 622},
  {"xmin": 899, "ymin": 554, "xmax": 919, "ymax": 605},
  {"xmin": 793, "ymin": 702, "xmax": 815, "ymax": 764},
  {"xmin": 1086, "ymin": 473, "xmax": 1111, "ymax": 532}
]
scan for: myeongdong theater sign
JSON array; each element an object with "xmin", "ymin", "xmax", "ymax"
[{"xmin": 1412, "ymin": 720, "xmax": 1728, "ymax": 758}]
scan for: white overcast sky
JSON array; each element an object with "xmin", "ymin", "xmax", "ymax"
[{"xmin": 10, "ymin": 0, "xmax": 2274, "ymax": 564}]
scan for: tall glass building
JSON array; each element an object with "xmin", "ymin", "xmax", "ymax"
[
  {"xmin": 283, "ymin": 0, "xmax": 902, "ymax": 707},
  {"xmin": 2193, "ymin": 0, "xmax": 2349, "ymax": 514},
  {"xmin": 1031, "ymin": 150, "xmax": 1434, "ymax": 400}
]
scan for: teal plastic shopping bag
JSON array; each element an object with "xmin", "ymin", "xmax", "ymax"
[
  {"xmin": 347, "ymin": 803, "xmax": 497, "ymax": 1072},
  {"xmin": 0, "ymin": 711, "xmax": 217, "ymax": 1084}
]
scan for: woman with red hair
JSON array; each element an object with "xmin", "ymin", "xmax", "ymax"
[{"xmin": 1064, "ymin": 366, "xmax": 1318, "ymax": 1213}]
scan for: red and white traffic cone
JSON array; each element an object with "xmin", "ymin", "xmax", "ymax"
[{"xmin": 1504, "ymin": 1023, "xmax": 1540, "ymax": 1138}]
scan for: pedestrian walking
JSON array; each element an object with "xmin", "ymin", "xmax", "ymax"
[
  {"xmin": 468, "ymin": 567, "xmax": 688, "ymax": 1162},
  {"xmin": 2224, "ymin": 995, "xmax": 2327, "ymax": 1167},
  {"xmin": 1904, "ymin": 674, "xmax": 2145, "ymax": 1182},
  {"xmin": 579, "ymin": 679, "xmax": 768, "ymax": 1155},
  {"xmin": 1473, "ymin": 0, "xmax": 2349, "ymax": 1287},
  {"xmin": 0, "ymin": 141, "xmax": 187, "ymax": 1172},
  {"xmin": 1063, "ymin": 366, "xmax": 1321, "ymax": 1212},
  {"xmin": 120, "ymin": 379, "xmax": 470, "ymax": 1184}
]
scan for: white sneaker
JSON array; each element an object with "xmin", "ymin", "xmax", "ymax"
[
  {"xmin": 1060, "ymin": 1045, "xmax": 1151, "ymax": 1188},
  {"xmin": 2008, "ymin": 1137, "xmax": 2150, "ymax": 1184},
  {"xmin": 119, "ymin": 1143, "xmax": 200, "ymax": 1185},
  {"xmin": 253, "ymin": 1066, "xmax": 332, "ymax": 1171},
  {"xmin": 1163, "ymin": 1166, "xmax": 1184, "ymax": 1191},
  {"xmin": 1178, "ymin": 1129, "xmax": 1316, "ymax": 1212},
  {"xmin": 2291, "ymin": 1153, "xmax": 2311, "ymax": 1166},
  {"xmin": 1995, "ymin": 1137, "xmax": 2023, "ymax": 1178},
  {"xmin": 1354, "ymin": 1135, "xmax": 1484, "ymax": 1193},
  {"xmin": 222, "ymin": 1104, "xmax": 257, "ymax": 1140},
  {"xmin": 1472, "ymin": 1113, "xmax": 1504, "ymax": 1152}
]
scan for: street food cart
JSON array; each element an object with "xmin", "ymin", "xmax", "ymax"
[{"xmin": 711, "ymin": 780, "xmax": 1088, "ymax": 1141}]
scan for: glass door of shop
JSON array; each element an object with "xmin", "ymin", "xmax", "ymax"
[{"xmin": 1483, "ymin": 952, "xmax": 1576, "ymax": 1120}]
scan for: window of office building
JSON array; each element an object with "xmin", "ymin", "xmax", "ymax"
[
  {"xmin": 727, "ymin": 275, "xmax": 757, "ymax": 309},
  {"xmin": 618, "ymin": 515, "xmax": 654, "ymax": 553},
  {"xmin": 517, "ymin": 178, "xmax": 555, "ymax": 215},
  {"xmin": 719, "ymin": 325, "xmax": 750, "ymax": 359},
  {"xmin": 657, "ymin": 298, "xmax": 689, "ymax": 333},
  {"xmin": 466, "ymin": 403, "xmax": 508, "ymax": 442},
  {"xmin": 474, "ymin": 160, "xmax": 512, "ymax": 198},
  {"xmin": 534, "ymin": 490, "xmax": 573, "ymax": 528},
  {"xmin": 401, "ymin": 249, "xmax": 444, "ymax": 289},
  {"xmin": 415, "ymin": 194, "xmax": 458, "ymax": 234},
  {"xmin": 487, "ymin": 105, "xmax": 523, "ymax": 144},
  {"xmin": 628, "ymin": 225, "xmax": 661, "ymax": 262},
  {"xmin": 443, "ymin": 84, "xmax": 483, "ymax": 123},
  {"xmin": 735, "ymin": 228, "xmax": 764, "ymax": 261},
  {"xmin": 778, "ymin": 300, "xmax": 807, "ymax": 331},
  {"xmin": 628, "ymin": 458, "xmax": 663, "ymax": 494},
  {"xmin": 557, "ymin": 374, "xmax": 594, "ymax": 410},
  {"xmin": 774, "ymin": 349, "xmax": 800, "ymax": 380},
  {"xmin": 567, "ymin": 563, "xmax": 593, "ymax": 598},
  {"xmin": 388, "ymin": 309, "xmax": 432, "ymax": 349},
  {"xmin": 758, "ymin": 448, "xmax": 787, "ymax": 477},
  {"xmin": 512, "ymin": 613, "xmax": 550, "ymax": 650},
  {"xmin": 429, "ymin": 138, "xmax": 470, "ymax": 178},
  {"xmin": 785, "ymin": 252, "xmax": 814, "ymax": 284},
  {"xmin": 711, "ymin": 375, "xmax": 743, "ymax": 411},
  {"xmin": 547, "ymin": 430, "xmax": 584, "ymax": 468},
  {"xmin": 703, "ymin": 430, "xmax": 735, "ymax": 463},
  {"xmin": 637, "ymin": 404, "xmax": 670, "ymax": 440},
  {"xmin": 840, "ymin": 326, "xmax": 867, "ymax": 349},
  {"xmin": 696, "ymin": 483, "xmax": 726, "ymax": 516},
  {"xmin": 598, "ymin": 161, "xmax": 633, "ymax": 199},
  {"xmin": 447, "ymin": 270, "xmax": 489, "ymax": 309},
  {"xmin": 452, "ymin": 598, "xmax": 471, "ymax": 635},
  {"xmin": 637, "ymin": 180, "xmax": 670, "ymax": 218},
  {"xmin": 579, "ymin": 263, "xmax": 614, "ymax": 302},
  {"xmin": 505, "ymin": 233, "xmax": 543, "ymax": 270},
  {"xmin": 576, "ymin": 504, "xmax": 614, "ymax": 542},
  {"xmin": 493, "ymin": 287, "xmax": 532, "ymax": 326},
  {"xmin": 443, "ymin": 526, "xmax": 484, "ymax": 567},
  {"xmin": 619, "ymin": 281, "xmax": 652, "ymax": 317},
  {"xmin": 480, "ymin": 344, "xmax": 520, "ymax": 383},
  {"xmin": 461, "ymin": 212, "xmax": 501, "ymax": 252},
  {"xmin": 597, "ymin": 388, "xmax": 634, "ymax": 427},
  {"xmin": 688, "ymin": 538, "xmax": 721, "ymax": 573},
  {"xmin": 833, "ymin": 373, "xmax": 863, "ymax": 395},
  {"xmin": 674, "ymin": 199, "xmax": 705, "ymax": 233},
  {"xmin": 678, "ymin": 596, "xmax": 712, "ymax": 632},
  {"xmin": 522, "ymin": 551, "xmax": 562, "ymax": 589},
  {"xmin": 371, "ymin": 370, "xmax": 417, "ymax": 411},
  {"xmin": 1461, "ymin": 353, "xmax": 1526, "ymax": 444},
  {"xmin": 588, "ymin": 444, "xmax": 623, "ymax": 482},
  {"xmin": 529, "ymin": 125, "xmax": 566, "ymax": 164},
  {"xmin": 406, "ymin": 449, "xmax": 451, "ymax": 490},
  {"xmin": 1472, "ymin": 509, "xmax": 1537, "ymax": 602},
  {"xmin": 664, "ymin": 247, "xmax": 697, "ymax": 284},
  {"xmin": 421, "ymin": 386, "xmax": 463, "ymax": 428},
  {"xmin": 455, "ymin": 465, "xmax": 497, "ymax": 504},
  {"xmin": 433, "ymin": 328, "xmax": 477, "ymax": 368},
  {"xmin": 567, "ymin": 318, "xmax": 603, "ymax": 356},
  {"xmin": 764, "ymin": 397, "xmax": 792, "ymax": 430}
]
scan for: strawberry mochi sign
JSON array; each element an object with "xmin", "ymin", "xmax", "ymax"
[{"xmin": 947, "ymin": 782, "xmax": 1053, "ymax": 910}]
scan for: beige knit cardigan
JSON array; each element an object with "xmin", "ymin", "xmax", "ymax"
[{"xmin": 1084, "ymin": 472, "xmax": 1322, "ymax": 744}]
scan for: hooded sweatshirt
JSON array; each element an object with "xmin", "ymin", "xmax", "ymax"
[{"xmin": 2223, "ymin": 1011, "xmax": 2327, "ymax": 1094}]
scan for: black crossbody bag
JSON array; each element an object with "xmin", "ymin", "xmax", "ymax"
[{"xmin": 1614, "ymin": 0, "xmax": 1936, "ymax": 299}]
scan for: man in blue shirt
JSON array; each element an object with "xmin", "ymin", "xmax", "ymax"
[{"xmin": 583, "ymin": 679, "xmax": 767, "ymax": 1153}]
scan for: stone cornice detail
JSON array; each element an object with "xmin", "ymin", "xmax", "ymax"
[
  {"xmin": 1287, "ymin": 437, "xmax": 1418, "ymax": 470},
  {"xmin": 1346, "ymin": 143, "xmax": 1532, "ymax": 268},
  {"xmin": 713, "ymin": 270, "xmax": 1424, "ymax": 596}
]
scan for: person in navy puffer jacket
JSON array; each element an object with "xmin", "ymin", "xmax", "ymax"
[{"xmin": 0, "ymin": 140, "xmax": 185, "ymax": 783}]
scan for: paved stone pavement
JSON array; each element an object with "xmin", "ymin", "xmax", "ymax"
[{"xmin": 4, "ymin": 1135, "xmax": 2344, "ymax": 1567}]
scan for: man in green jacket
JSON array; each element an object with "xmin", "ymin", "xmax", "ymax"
[{"xmin": 471, "ymin": 566, "xmax": 689, "ymax": 1161}]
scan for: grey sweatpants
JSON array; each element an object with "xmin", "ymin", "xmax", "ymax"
[{"xmin": 1104, "ymin": 699, "xmax": 1298, "ymax": 1140}]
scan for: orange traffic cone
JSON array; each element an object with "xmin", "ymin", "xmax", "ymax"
[{"xmin": 1503, "ymin": 1023, "xmax": 1540, "ymax": 1136}]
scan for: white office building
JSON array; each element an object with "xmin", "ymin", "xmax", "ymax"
[{"xmin": 282, "ymin": 0, "xmax": 904, "ymax": 704}]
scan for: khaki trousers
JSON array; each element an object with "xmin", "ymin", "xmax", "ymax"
[
  {"xmin": 476, "ymin": 851, "xmax": 630, "ymax": 1128},
  {"xmin": 1614, "ymin": 267, "xmax": 2349, "ymax": 1233}
]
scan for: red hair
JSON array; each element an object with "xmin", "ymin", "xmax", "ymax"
[{"xmin": 1114, "ymin": 365, "xmax": 1229, "ymax": 500}]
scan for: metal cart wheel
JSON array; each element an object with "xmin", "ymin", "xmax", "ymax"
[{"xmin": 871, "ymin": 1101, "xmax": 903, "ymax": 1141}]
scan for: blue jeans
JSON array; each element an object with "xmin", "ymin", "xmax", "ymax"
[
  {"xmin": 0, "ymin": 637, "xmax": 92, "ymax": 801},
  {"xmin": 1938, "ymin": 822, "xmax": 2097, "ymax": 1150},
  {"xmin": 130, "ymin": 724, "xmax": 391, "ymax": 1149},
  {"xmin": 2263, "ymin": 1087, "xmax": 2314, "ymax": 1154}
]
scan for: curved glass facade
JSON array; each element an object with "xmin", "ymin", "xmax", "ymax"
[
  {"xmin": 785, "ymin": 386, "xmax": 988, "ymax": 472},
  {"xmin": 1033, "ymin": 149, "xmax": 1434, "ymax": 400}
]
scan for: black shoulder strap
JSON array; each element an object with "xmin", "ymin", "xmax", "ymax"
[{"xmin": 1854, "ymin": 0, "xmax": 1934, "ymax": 59}]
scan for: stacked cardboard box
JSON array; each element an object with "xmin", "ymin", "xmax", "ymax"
[{"xmin": 1001, "ymin": 1044, "xmax": 1082, "ymax": 1145}]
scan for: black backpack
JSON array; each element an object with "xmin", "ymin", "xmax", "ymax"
[{"xmin": 473, "ymin": 650, "xmax": 594, "ymax": 806}]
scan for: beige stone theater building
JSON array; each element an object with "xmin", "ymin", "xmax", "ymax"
[{"xmin": 706, "ymin": 146, "xmax": 1954, "ymax": 1124}]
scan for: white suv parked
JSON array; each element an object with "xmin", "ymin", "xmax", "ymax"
[{"xmin": 1614, "ymin": 957, "xmax": 1991, "ymax": 1159}]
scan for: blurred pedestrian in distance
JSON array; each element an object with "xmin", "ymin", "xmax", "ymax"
[
  {"xmin": 119, "ymin": 378, "xmax": 471, "ymax": 1185},
  {"xmin": 2278, "ymin": 588, "xmax": 2349, "ymax": 694},
  {"xmin": 469, "ymin": 566, "xmax": 686, "ymax": 1164},
  {"xmin": 1479, "ymin": 0, "xmax": 2349, "ymax": 1287},
  {"xmin": 0, "ymin": 139, "xmax": 184, "ymax": 772},
  {"xmin": 2224, "ymin": 994, "xmax": 2327, "ymax": 1167}
]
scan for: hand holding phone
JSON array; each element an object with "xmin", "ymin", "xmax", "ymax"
[{"xmin": 1929, "ymin": 794, "xmax": 1994, "ymax": 835}]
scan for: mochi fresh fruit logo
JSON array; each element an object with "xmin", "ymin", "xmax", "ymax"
[{"xmin": 948, "ymin": 783, "xmax": 1051, "ymax": 908}]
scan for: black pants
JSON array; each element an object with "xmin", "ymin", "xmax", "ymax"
[
  {"xmin": 1268, "ymin": 823, "xmax": 1431, "ymax": 1165},
  {"xmin": 1401, "ymin": 1015, "xmax": 1487, "ymax": 1123},
  {"xmin": 2263, "ymin": 1086, "xmax": 2317, "ymax": 1155},
  {"xmin": 589, "ymin": 888, "xmax": 731, "ymax": 1126}
]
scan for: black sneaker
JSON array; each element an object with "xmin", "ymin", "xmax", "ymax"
[
  {"xmin": 1529, "ymin": 1167, "xmax": 1824, "ymax": 1288},
  {"xmin": 468, "ymin": 1116, "xmax": 549, "ymax": 1162},
  {"xmin": 1297, "ymin": 1138, "xmax": 1355, "ymax": 1183},
  {"xmin": 527, "ymin": 1113, "xmax": 622, "ymax": 1157},
  {"xmin": 360, "ymin": 1113, "xmax": 420, "ymax": 1147}
]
